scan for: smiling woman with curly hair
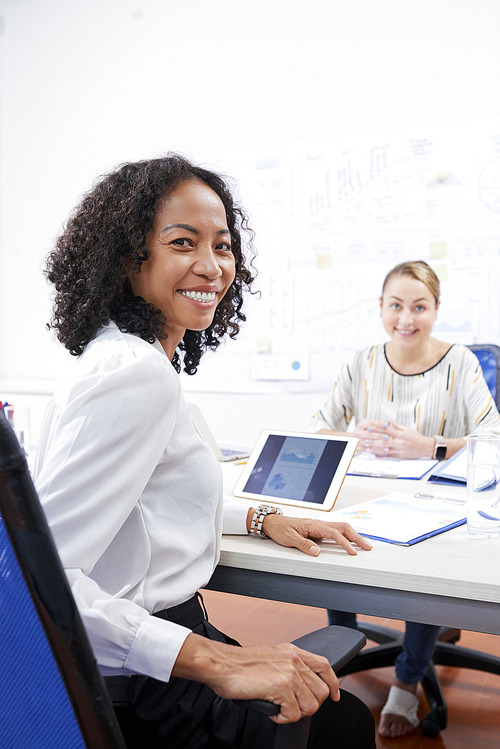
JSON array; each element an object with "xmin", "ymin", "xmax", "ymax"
[
  {"xmin": 45, "ymin": 154, "xmax": 255, "ymax": 374},
  {"xmin": 35, "ymin": 154, "xmax": 375, "ymax": 749}
]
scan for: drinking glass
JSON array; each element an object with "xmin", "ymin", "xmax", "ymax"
[{"xmin": 467, "ymin": 434, "xmax": 500, "ymax": 539}]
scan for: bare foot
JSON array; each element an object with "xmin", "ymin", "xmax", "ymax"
[
  {"xmin": 378, "ymin": 712, "xmax": 416, "ymax": 738},
  {"xmin": 378, "ymin": 682, "xmax": 419, "ymax": 738}
]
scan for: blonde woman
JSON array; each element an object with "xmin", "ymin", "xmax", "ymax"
[{"xmin": 311, "ymin": 260, "xmax": 500, "ymax": 737}]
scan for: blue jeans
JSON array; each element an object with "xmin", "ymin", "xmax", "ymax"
[{"xmin": 327, "ymin": 610, "xmax": 441, "ymax": 685}]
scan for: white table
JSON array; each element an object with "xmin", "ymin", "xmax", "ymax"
[{"xmin": 206, "ymin": 464, "xmax": 500, "ymax": 635}]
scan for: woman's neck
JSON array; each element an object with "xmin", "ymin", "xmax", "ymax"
[
  {"xmin": 158, "ymin": 333, "xmax": 183, "ymax": 362},
  {"xmin": 385, "ymin": 337, "xmax": 450, "ymax": 375}
]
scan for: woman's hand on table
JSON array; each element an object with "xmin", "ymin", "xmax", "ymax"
[
  {"xmin": 353, "ymin": 420, "xmax": 434, "ymax": 459},
  {"xmin": 260, "ymin": 514, "xmax": 372, "ymax": 557}
]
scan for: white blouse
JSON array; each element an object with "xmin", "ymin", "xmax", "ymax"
[
  {"xmin": 34, "ymin": 323, "xmax": 248, "ymax": 682},
  {"xmin": 311, "ymin": 343, "xmax": 500, "ymax": 438}
]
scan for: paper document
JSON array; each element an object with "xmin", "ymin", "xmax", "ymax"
[
  {"xmin": 348, "ymin": 454, "xmax": 438, "ymax": 480},
  {"xmin": 329, "ymin": 491, "xmax": 466, "ymax": 545}
]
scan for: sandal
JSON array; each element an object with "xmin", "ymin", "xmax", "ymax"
[{"xmin": 380, "ymin": 685, "xmax": 420, "ymax": 728}]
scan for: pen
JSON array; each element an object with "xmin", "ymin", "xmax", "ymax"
[
  {"xmin": 350, "ymin": 471, "xmax": 399, "ymax": 479},
  {"xmin": 235, "ymin": 460, "xmax": 247, "ymax": 466},
  {"xmin": 414, "ymin": 492, "xmax": 466, "ymax": 505}
]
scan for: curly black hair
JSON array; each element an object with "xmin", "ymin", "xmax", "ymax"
[{"xmin": 45, "ymin": 155, "xmax": 256, "ymax": 374}]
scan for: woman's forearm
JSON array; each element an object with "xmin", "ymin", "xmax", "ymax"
[{"xmin": 439, "ymin": 437, "xmax": 466, "ymax": 459}]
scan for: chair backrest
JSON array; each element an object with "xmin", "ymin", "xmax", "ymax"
[
  {"xmin": 467, "ymin": 343, "xmax": 500, "ymax": 409},
  {"xmin": 0, "ymin": 412, "xmax": 126, "ymax": 749}
]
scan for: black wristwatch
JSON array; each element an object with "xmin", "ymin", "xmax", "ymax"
[{"xmin": 433, "ymin": 435, "xmax": 447, "ymax": 460}]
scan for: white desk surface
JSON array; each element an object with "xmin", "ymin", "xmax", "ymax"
[{"xmin": 216, "ymin": 463, "xmax": 500, "ymax": 625}]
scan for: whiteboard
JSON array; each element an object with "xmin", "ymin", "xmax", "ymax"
[{"xmin": 181, "ymin": 116, "xmax": 500, "ymax": 395}]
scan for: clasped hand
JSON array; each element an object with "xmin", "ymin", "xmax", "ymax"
[{"xmin": 353, "ymin": 419, "xmax": 434, "ymax": 459}]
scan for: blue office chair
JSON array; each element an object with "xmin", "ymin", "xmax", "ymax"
[
  {"xmin": 0, "ymin": 411, "xmax": 127, "ymax": 749},
  {"xmin": 336, "ymin": 342, "xmax": 500, "ymax": 738},
  {"xmin": 0, "ymin": 411, "xmax": 366, "ymax": 749},
  {"xmin": 467, "ymin": 343, "xmax": 500, "ymax": 409}
]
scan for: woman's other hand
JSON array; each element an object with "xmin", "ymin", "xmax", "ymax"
[
  {"xmin": 354, "ymin": 420, "xmax": 434, "ymax": 459},
  {"xmin": 261, "ymin": 514, "xmax": 372, "ymax": 557},
  {"xmin": 173, "ymin": 635, "xmax": 340, "ymax": 724}
]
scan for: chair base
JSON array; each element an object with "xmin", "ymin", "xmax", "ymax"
[{"xmin": 336, "ymin": 623, "xmax": 500, "ymax": 737}]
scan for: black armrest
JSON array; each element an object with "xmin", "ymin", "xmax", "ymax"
[{"xmin": 233, "ymin": 625, "xmax": 366, "ymax": 715}]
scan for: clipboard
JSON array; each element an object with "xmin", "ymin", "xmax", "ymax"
[
  {"xmin": 348, "ymin": 454, "xmax": 439, "ymax": 480},
  {"xmin": 328, "ymin": 491, "xmax": 466, "ymax": 546}
]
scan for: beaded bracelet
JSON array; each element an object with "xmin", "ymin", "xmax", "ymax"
[{"xmin": 249, "ymin": 505, "xmax": 283, "ymax": 537}]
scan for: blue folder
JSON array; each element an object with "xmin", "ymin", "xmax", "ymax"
[{"xmin": 427, "ymin": 446, "xmax": 467, "ymax": 486}]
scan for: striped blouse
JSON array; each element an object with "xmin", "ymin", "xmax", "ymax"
[{"xmin": 311, "ymin": 344, "xmax": 500, "ymax": 438}]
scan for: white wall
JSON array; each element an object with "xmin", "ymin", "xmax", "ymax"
[{"xmin": 1, "ymin": 0, "xmax": 500, "ymax": 448}]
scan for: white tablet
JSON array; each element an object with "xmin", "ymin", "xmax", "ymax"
[{"xmin": 233, "ymin": 430, "xmax": 359, "ymax": 511}]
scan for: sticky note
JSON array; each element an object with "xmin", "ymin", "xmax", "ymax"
[
  {"xmin": 430, "ymin": 263, "xmax": 447, "ymax": 282},
  {"xmin": 316, "ymin": 254, "xmax": 331, "ymax": 270},
  {"xmin": 429, "ymin": 241, "xmax": 447, "ymax": 259},
  {"xmin": 255, "ymin": 336, "xmax": 271, "ymax": 353}
]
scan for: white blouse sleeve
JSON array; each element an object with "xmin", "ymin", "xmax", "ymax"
[
  {"xmin": 309, "ymin": 357, "xmax": 357, "ymax": 432},
  {"xmin": 35, "ymin": 343, "xmax": 192, "ymax": 681},
  {"xmin": 462, "ymin": 347, "xmax": 500, "ymax": 436},
  {"xmin": 222, "ymin": 497, "xmax": 250, "ymax": 535}
]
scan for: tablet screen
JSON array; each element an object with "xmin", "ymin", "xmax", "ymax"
[{"xmin": 233, "ymin": 431, "xmax": 358, "ymax": 511}]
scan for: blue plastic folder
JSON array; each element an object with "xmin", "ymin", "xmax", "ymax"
[
  {"xmin": 329, "ymin": 491, "xmax": 466, "ymax": 546},
  {"xmin": 427, "ymin": 447, "xmax": 467, "ymax": 487}
]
